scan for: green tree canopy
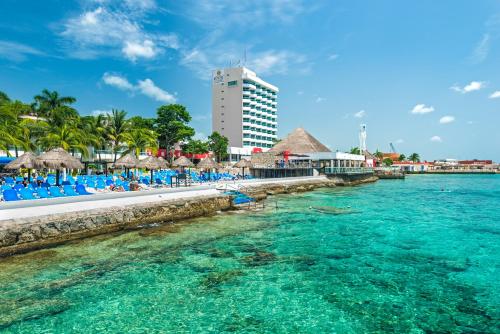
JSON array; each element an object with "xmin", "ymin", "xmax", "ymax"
[
  {"xmin": 398, "ymin": 154, "xmax": 406, "ymax": 161},
  {"xmin": 383, "ymin": 158, "xmax": 393, "ymax": 166},
  {"xmin": 123, "ymin": 128, "xmax": 158, "ymax": 157},
  {"xmin": 208, "ymin": 131, "xmax": 229, "ymax": 162},
  {"xmin": 34, "ymin": 89, "xmax": 76, "ymax": 117},
  {"xmin": 350, "ymin": 147, "xmax": 361, "ymax": 155},
  {"xmin": 155, "ymin": 104, "xmax": 194, "ymax": 160},
  {"xmin": 182, "ymin": 139, "xmax": 209, "ymax": 155},
  {"xmin": 129, "ymin": 116, "xmax": 156, "ymax": 130},
  {"xmin": 106, "ymin": 109, "xmax": 130, "ymax": 162},
  {"xmin": 408, "ymin": 153, "xmax": 420, "ymax": 162}
]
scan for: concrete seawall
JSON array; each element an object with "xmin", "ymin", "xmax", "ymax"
[{"xmin": 0, "ymin": 175, "xmax": 377, "ymax": 257}]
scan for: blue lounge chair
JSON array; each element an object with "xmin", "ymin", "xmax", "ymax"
[
  {"xmin": 49, "ymin": 186, "xmax": 66, "ymax": 197},
  {"xmin": 4, "ymin": 177, "xmax": 15, "ymax": 184},
  {"xmin": 19, "ymin": 188, "xmax": 37, "ymax": 200},
  {"xmin": 40, "ymin": 182, "xmax": 50, "ymax": 188},
  {"xmin": 96, "ymin": 179, "xmax": 106, "ymax": 190},
  {"xmin": 63, "ymin": 185, "xmax": 79, "ymax": 196},
  {"xmin": 13, "ymin": 183, "xmax": 25, "ymax": 191},
  {"xmin": 37, "ymin": 187, "xmax": 50, "ymax": 198},
  {"xmin": 1, "ymin": 184, "xmax": 12, "ymax": 191},
  {"xmin": 2, "ymin": 189, "xmax": 20, "ymax": 201},
  {"xmin": 75, "ymin": 184, "xmax": 92, "ymax": 195},
  {"xmin": 105, "ymin": 179, "xmax": 114, "ymax": 186}
]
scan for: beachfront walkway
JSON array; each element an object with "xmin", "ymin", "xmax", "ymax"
[{"xmin": 0, "ymin": 176, "xmax": 327, "ymax": 222}]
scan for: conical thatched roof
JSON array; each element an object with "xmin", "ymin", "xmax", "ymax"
[
  {"xmin": 114, "ymin": 153, "xmax": 139, "ymax": 168},
  {"xmin": 234, "ymin": 159, "xmax": 253, "ymax": 168},
  {"xmin": 157, "ymin": 156, "xmax": 170, "ymax": 169},
  {"xmin": 196, "ymin": 157, "xmax": 217, "ymax": 169},
  {"xmin": 37, "ymin": 148, "xmax": 84, "ymax": 169},
  {"xmin": 269, "ymin": 128, "xmax": 331, "ymax": 154},
  {"xmin": 138, "ymin": 156, "xmax": 162, "ymax": 170},
  {"xmin": 172, "ymin": 156, "xmax": 194, "ymax": 168},
  {"xmin": 4, "ymin": 152, "xmax": 40, "ymax": 169}
]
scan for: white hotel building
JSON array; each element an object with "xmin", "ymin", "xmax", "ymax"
[{"xmin": 212, "ymin": 67, "xmax": 278, "ymax": 158}]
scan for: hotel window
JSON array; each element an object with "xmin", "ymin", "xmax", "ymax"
[
  {"xmin": 228, "ymin": 80, "xmax": 237, "ymax": 87},
  {"xmin": 243, "ymin": 141, "xmax": 250, "ymax": 145}
]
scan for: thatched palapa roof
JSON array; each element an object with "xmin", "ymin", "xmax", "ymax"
[
  {"xmin": 269, "ymin": 128, "xmax": 331, "ymax": 154},
  {"xmin": 156, "ymin": 156, "xmax": 170, "ymax": 169},
  {"xmin": 4, "ymin": 152, "xmax": 40, "ymax": 170},
  {"xmin": 138, "ymin": 156, "xmax": 162, "ymax": 170},
  {"xmin": 196, "ymin": 157, "xmax": 217, "ymax": 169},
  {"xmin": 172, "ymin": 156, "xmax": 194, "ymax": 168},
  {"xmin": 234, "ymin": 159, "xmax": 253, "ymax": 168},
  {"xmin": 37, "ymin": 148, "xmax": 84, "ymax": 169},
  {"xmin": 114, "ymin": 153, "xmax": 139, "ymax": 168}
]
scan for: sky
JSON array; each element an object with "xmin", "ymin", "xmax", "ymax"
[{"xmin": 0, "ymin": 0, "xmax": 499, "ymax": 161}]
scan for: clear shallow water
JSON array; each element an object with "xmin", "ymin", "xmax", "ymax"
[{"xmin": 0, "ymin": 175, "xmax": 499, "ymax": 333}]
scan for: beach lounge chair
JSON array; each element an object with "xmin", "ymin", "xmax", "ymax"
[
  {"xmin": 37, "ymin": 187, "xmax": 50, "ymax": 199},
  {"xmin": 1, "ymin": 184, "xmax": 12, "ymax": 191},
  {"xmin": 40, "ymin": 182, "xmax": 50, "ymax": 188},
  {"xmin": 2, "ymin": 189, "xmax": 20, "ymax": 201},
  {"xmin": 63, "ymin": 185, "xmax": 79, "ymax": 196},
  {"xmin": 13, "ymin": 183, "xmax": 24, "ymax": 191},
  {"xmin": 105, "ymin": 179, "xmax": 114, "ymax": 186},
  {"xmin": 96, "ymin": 179, "xmax": 106, "ymax": 190},
  {"xmin": 4, "ymin": 177, "xmax": 15, "ymax": 184},
  {"xmin": 76, "ymin": 184, "xmax": 92, "ymax": 195},
  {"xmin": 49, "ymin": 186, "xmax": 66, "ymax": 197},
  {"xmin": 19, "ymin": 188, "xmax": 37, "ymax": 200}
]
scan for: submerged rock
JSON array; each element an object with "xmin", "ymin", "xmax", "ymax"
[{"xmin": 201, "ymin": 270, "xmax": 244, "ymax": 289}]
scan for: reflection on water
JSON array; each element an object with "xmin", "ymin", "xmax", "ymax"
[{"xmin": 0, "ymin": 175, "xmax": 499, "ymax": 333}]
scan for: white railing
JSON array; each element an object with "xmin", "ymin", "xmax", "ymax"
[{"xmin": 325, "ymin": 167, "xmax": 374, "ymax": 174}]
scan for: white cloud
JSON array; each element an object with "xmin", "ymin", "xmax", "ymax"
[
  {"xmin": 430, "ymin": 136, "xmax": 442, "ymax": 142},
  {"xmin": 328, "ymin": 54, "xmax": 339, "ymax": 61},
  {"xmin": 248, "ymin": 50, "xmax": 309, "ymax": 76},
  {"xmin": 102, "ymin": 73, "xmax": 176, "ymax": 103},
  {"xmin": 91, "ymin": 109, "xmax": 112, "ymax": 116},
  {"xmin": 470, "ymin": 34, "xmax": 490, "ymax": 63},
  {"xmin": 171, "ymin": 0, "xmax": 311, "ymax": 29},
  {"xmin": 450, "ymin": 81, "xmax": 485, "ymax": 94},
  {"xmin": 315, "ymin": 97, "xmax": 325, "ymax": 103},
  {"xmin": 354, "ymin": 110, "xmax": 365, "ymax": 118},
  {"xmin": 0, "ymin": 40, "xmax": 45, "ymax": 61},
  {"xmin": 489, "ymin": 91, "xmax": 500, "ymax": 99},
  {"xmin": 102, "ymin": 72, "xmax": 135, "ymax": 91},
  {"xmin": 59, "ymin": 2, "xmax": 178, "ymax": 61},
  {"xmin": 137, "ymin": 79, "xmax": 176, "ymax": 103},
  {"xmin": 439, "ymin": 116, "xmax": 455, "ymax": 124},
  {"xmin": 395, "ymin": 139, "xmax": 404, "ymax": 144},
  {"xmin": 122, "ymin": 40, "xmax": 157, "ymax": 61},
  {"xmin": 411, "ymin": 104, "xmax": 434, "ymax": 114}
]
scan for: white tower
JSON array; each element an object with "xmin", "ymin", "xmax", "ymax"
[{"xmin": 359, "ymin": 124, "xmax": 367, "ymax": 155}]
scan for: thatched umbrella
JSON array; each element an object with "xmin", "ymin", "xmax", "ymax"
[
  {"xmin": 113, "ymin": 153, "xmax": 139, "ymax": 179},
  {"xmin": 172, "ymin": 156, "xmax": 194, "ymax": 173},
  {"xmin": 37, "ymin": 148, "xmax": 84, "ymax": 186},
  {"xmin": 138, "ymin": 156, "xmax": 162, "ymax": 184},
  {"xmin": 4, "ymin": 152, "xmax": 40, "ymax": 182},
  {"xmin": 157, "ymin": 156, "xmax": 170, "ymax": 169},
  {"xmin": 197, "ymin": 157, "xmax": 218, "ymax": 181},
  {"xmin": 234, "ymin": 159, "xmax": 253, "ymax": 178}
]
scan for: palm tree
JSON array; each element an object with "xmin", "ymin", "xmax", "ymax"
[
  {"xmin": 106, "ymin": 109, "xmax": 130, "ymax": 162},
  {"xmin": 0, "ymin": 100, "xmax": 33, "ymax": 156},
  {"xmin": 383, "ymin": 158, "xmax": 393, "ymax": 166},
  {"xmin": 81, "ymin": 115, "xmax": 106, "ymax": 161},
  {"xmin": 398, "ymin": 154, "xmax": 406, "ymax": 161},
  {"xmin": 38, "ymin": 124, "xmax": 89, "ymax": 157},
  {"xmin": 0, "ymin": 91, "xmax": 10, "ymax": 105},
  {"xmin": 374, "ymin": 149, "xmax": 383, "ymax": 160},
  {"xmin": 123, "ymin": 128, "xmax": 158, "ymax": 157},
  {"xmin": 408, "ymin": 153, "xmax": 420, "ymax": 162},
  {"xmin": 350, "ymin": 147, "xmax": 361, "ymax": 155},
  {"xmin": 34, "ymin": 89, "xmax": 76, "ymax": 117}
]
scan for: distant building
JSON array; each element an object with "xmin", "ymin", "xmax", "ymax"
[
  {"xmin": 392, "ymin": 161, "xmax": 432, "ymax": 172},
  {"xmin": 212, "ymin": 67, "xmax": 278, "ymax": 152}
]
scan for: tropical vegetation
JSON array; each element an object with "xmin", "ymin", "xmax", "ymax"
[{"xmin": 0, "ymin": 89, "xmax": 227, "ymax": 163}]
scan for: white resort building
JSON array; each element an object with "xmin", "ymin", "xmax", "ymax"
[{"xmin": 212, "ymin": 67, "xmax": 278, "ymax": 159}]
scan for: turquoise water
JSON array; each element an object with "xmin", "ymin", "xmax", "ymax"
[{"xmin": 1, "ymin": 175, "xmax": 499, "ymax": 333}]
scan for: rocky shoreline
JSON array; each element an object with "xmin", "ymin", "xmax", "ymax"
[{"xmin": 0, "ymin": 175, "xmax": 377, "ymax": 257}]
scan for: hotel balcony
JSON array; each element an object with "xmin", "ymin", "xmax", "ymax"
[{"xmin": 243, "ymin": 83, "xmax": 256, "ymax": 90}]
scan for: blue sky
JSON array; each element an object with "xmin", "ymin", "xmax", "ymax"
[{"xmin": 1, "ymin": 0, "xmax": 499, "ymax": 161}]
